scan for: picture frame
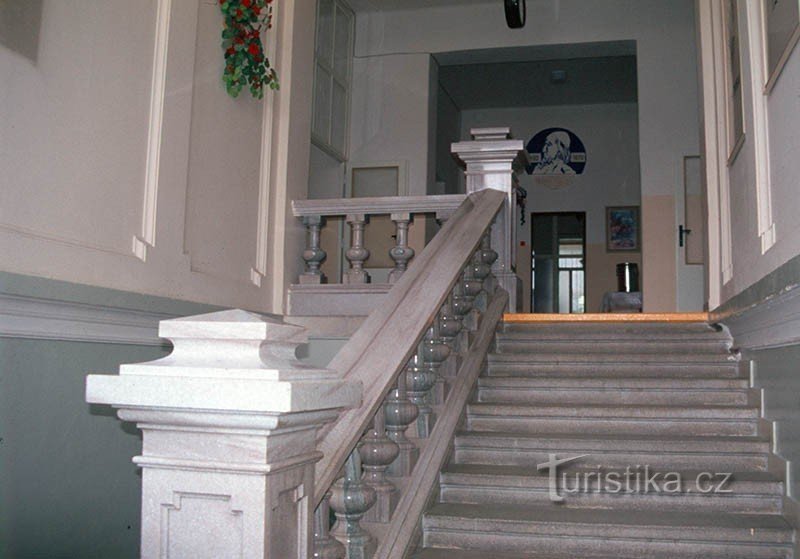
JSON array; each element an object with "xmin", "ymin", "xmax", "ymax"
[
  {"xmin": 763, "ymin": 0, "xmax": 800, "ymax": 92},
  {"xmin": 606, "ymin": 206, "xmax": 640, "ymax": 252}
]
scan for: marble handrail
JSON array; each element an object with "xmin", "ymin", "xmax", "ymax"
[
  {"xmin": 291, "ymin": 194, "xmax": 466, "ymax": 217},
  {"xmin": 313, "ymin": 188, "xmax": 505, "ymax": 506}
]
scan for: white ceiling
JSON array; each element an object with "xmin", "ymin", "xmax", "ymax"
[
  {"xmin": 345, "ymin": 0, "xmax": 493, "ymax": 12},
  {"xmin": 434, "ymin": 41, "xmax": 636, "ymax": 65},
  {"xmin": 438, "ymin": 55, "xmax": 638, "ymax": 110}
]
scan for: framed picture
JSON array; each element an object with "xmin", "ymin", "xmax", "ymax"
[
  {"xmin": 764, "ymin": 0, "xmax": 800, "ymax": 92},
  {"xmin": 606, "ymin": 206, "xmax": 640, "ymax": 252}
]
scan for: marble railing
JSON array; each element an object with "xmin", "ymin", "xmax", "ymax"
[
  {"xmin": 311, "ymin": 188, "xmax": 507, "ymax": 559},
  {"xmin": 84, "ymin": 127, "xmax": 526, "ymax": 558},
  {"xmin": 290, "ymin": 128, "xmax": 528, "ymax": 317},
  {"xmin": 292, "ymin": 194, "xmax": 465, "ymax": 285}
]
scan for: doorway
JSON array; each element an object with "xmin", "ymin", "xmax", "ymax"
[{"xmin": 532, "ymin": 212, "xmax": 586, "ymax": 313}]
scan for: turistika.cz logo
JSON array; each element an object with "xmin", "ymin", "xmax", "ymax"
[{"xmin": 536, "ymin": 454, "xmax": 733, "ymax": 503}]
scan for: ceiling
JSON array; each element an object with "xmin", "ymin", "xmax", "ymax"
[
  {"xmin": 345, "ymin": 0, "xmax": 493, "ymax": 12},
  {"xmin": 438, "ymin": 55, "xmax": 638, "ymax": 110},
  {"xmin": 434, "ymin": 41, "xmax": 636, "ymax": 65}
]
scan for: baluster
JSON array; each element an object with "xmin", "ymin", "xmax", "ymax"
[
  {"xmin": 471, "ymin": 246, "xmax": 492, "ymax": 311},
  {"xmin": 451, "ymin": 279, "xmax": 473, "ymax": 334},
  {"xmin": 313, "ymin": 492, "xmax": 346, "ymax": 559},
  {"xmin": 461, "ymin": 265, "xmax": 484, "ymax": 330},
  {"xmin": 300, "ymin": 215, "xmax": 327, "ymax": 284},
  {"xmin": 384, "ymin": 374, "xmax": 419, "ymax": 477},
  {"xmin": 329, "ymin": 451, "xmax": 377, "ymax": 559},
  {"xmin": 405, "ymin": 349, "xmax": 438, "ymax": 438},
  {"xmin": 438, "ymin": 294, "xmax": 464, "ymax": 379},
  {"xmin": 439, "ymin": 292, "xmax": 463, "ymax": 350},
  {"xmin": 388, "ymin": 213, "xmax": 414, "ymax": 283},
  {"xmin": 421, "ymin": 320, "xmax": 451, "ymax": 406},
  {"xmin": 344, "ymin": 214, "xmax": 370, "ymax": 284},
  {"xmin": 358, "ymin": 404, "xmax": 399, "ymax": 523},
  {"xmin": 480, "ymin": 232, "xmax": 498, "ymax": 294}
]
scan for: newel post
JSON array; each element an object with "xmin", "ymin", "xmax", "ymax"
[
  {"xmin": 86, "ymin": 310, "xmax": 360, "ymax": 559},
  {"xmin": 451, "ymin": 127, "xmax": 529, "ymax": 312}
]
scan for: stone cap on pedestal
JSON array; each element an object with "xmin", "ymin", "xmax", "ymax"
[
  {"xmin": 121, "ymin": 309, "xmax": 330, "ymax": 380},
  {"xmin": 86, "ymin": 309, "xmax": 361, "ymax": 416},
  {"xmin": 159, "ymin": 308, "xmax": 306, "ymax": 342},
  {"xmin": 451, "ymin": 126, "xmax": 525, "ymax": 162}
]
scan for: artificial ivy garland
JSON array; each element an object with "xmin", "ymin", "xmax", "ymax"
[{"xmin": 219, "ymin": 0, "xmax": 279, "ymax": 99}]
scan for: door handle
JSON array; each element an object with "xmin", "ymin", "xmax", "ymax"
[{"xmin": 679, "ymin": 225, "xmax": 692, "ymax": 247}]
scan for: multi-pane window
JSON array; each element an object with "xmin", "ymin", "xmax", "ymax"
[
  {"xmin": 312, "ymin": 0, "xmax": 353, "ymax": 160},
  {"xmin": 557, "ymin": 242, "xmax": 586, "ymax": 314}
]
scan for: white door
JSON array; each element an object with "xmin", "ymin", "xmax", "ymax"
[{"xmin": 676, "ymin": 156, "xmax": 707, "ymax": 311}]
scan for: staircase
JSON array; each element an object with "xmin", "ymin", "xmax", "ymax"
[{"xmin": 415, "ymin": 320, "xmax": 797, "ymax": 558}]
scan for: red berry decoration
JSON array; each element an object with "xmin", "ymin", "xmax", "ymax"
[{"xmin": 220, "ymin": 0, "xmax": 279, "ymax": 99}]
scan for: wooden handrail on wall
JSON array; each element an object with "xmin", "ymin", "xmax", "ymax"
[{"xmin": 313, "ymin": 189, "xmax": 506, "ymax": 506}]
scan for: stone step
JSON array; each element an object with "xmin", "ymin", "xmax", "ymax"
[
  {"xmin": 414, "ymin": 549, "xmax": 791, "ymax": 559},
  {"xmin": 422, "ymin": 504, "xmax": 793, "ymax": 558},
  {"xmin": 486, "ymin": 360, "xmax": 744, "ymax": 378},
  {"xmin": 453, "ymin": 431, "xmax": 770, "ymax": 470},
  {"xmin": 501, "ymin": 322, "xmax": 724, "ymax": 336},
  {"xmin": 478, "ymin": 376, "xmax": 750, "ymax": 390},
  {"xmin": 412, "ymin": 550, "xmax": 633, "ymax": 559},
  {"xmin": 495, "ymin": 338, "xmax": 732, "ymax": 355},
  {"xmin": 488, "ymin": 351, "xmax": 739, "ymax": 364},
  {"xmin": 439, "ymin": 464, "xmax": 784, "ymax": 514},
  {"xmin": 476, "ymin": 382, "xmax": 753, "ymax": 406},
  {"xmin": 497, "ymin": 327, "xmax": 730, "ymax": 341},
  {"xmin": 466, "ymin": 403, "xmax": 759, "ymax": 436}
]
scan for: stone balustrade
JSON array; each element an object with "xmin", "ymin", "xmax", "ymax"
[
  {"xmin": 292, "ymin": 194, "xmax": 467, "ymax": 286},
  {"xmin": 312, "ymin": 236, "xmax": 503, "ymax": 559},
  {"xmin": 86, "ymin": 127, "xmax": 523, "ymax": 559},
  {"xmin": 289, "ymin": 127, "xmax": 527, "ymax": 317}
]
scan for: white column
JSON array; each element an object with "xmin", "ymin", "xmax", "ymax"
[
  {"xmin": 86, "ymin": 310, "xmax": 360, "ymax": 559},
  {"xmin": 451, "ymin": 127, "xmax": 529, "ymax": 312}
]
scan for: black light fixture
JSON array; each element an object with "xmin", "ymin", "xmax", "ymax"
[{"xmin": 504, "ymin": 0, "xmax": 526, "ymax": 28}]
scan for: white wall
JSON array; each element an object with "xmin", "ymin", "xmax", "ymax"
[
  {"xmin": 0, "ymin": 0, "xmax": 316, "ymax": 314},
  {"xmin": 309, "ymin": 144, "xmax": 345, "ymax": 199},
  {"xmin": 709, "ymin": 2, "xmax": 800, "ymax": 306},
  {"xmin": 355, "ymin": 0, "xmax": 702, "ymax": 311},
  {"xmin": 349, "ymin": 53, "xmax": 434, "ymax": 196},
  {"xmin": 462, "ymin": 103, "xmax": 642, "ymax": 312}
]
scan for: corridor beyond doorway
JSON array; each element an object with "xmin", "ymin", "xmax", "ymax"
[{"xmin": 532, "ymin": 212, "xmax": 586, "ymax": 314}]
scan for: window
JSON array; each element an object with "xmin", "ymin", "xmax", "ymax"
[{"xmin": 312, "ymin": 0, "xmax": 353, "ymax": 160}]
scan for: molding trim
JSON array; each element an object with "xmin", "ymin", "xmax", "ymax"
[
  {"xmin": 744, "ymin": 0, "xmax": 776, "ymax": 255},
  {"xmin": 251, "ymin": 4, "xmax": 280, "ymax": 288},
  {"xmin": 716, "ymin": 283, "xmax": 800, "ymax": 350},
  {"xmin": 0, "ymin": 293, "xmax": 175, "ymax": 346},
  {"xmin": 135, "ymin": 0, "xmax": 173, "ymax": 262}
]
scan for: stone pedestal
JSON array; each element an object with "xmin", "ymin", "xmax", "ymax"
[
  {"xmin": 86, "ymin": 310, "xmax": 360, "ymax": 559},
  {"xmin": 452, "ymin": 127, "xmax": 529, "ymax": 312}
]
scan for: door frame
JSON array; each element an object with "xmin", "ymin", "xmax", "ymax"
[{"xmin": 531, "ymin": 211, "xmax": 587, "ymax": 314}]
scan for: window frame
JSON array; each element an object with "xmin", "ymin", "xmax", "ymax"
[{"xmin": 311, "ymin": 0, "xmax": 354, "ymax": 162}]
